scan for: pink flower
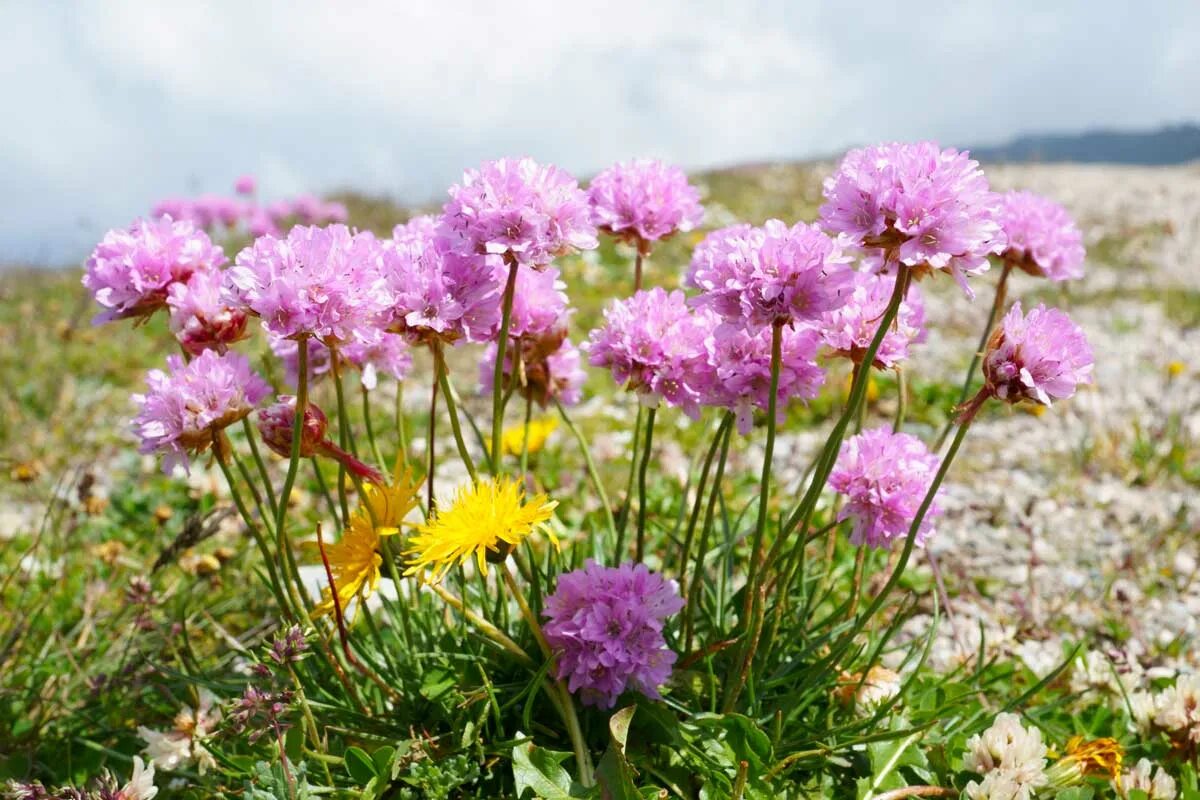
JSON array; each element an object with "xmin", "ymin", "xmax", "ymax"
[
  {"xmin": 379, "ymin": 215, "xmax": 501, "ymax": 345},
  {"xmin": 586, "ymin": 288, "xmax": 711, "ymax": 417},
  {"xmin": 587, "ymin": 159, "xmax": 704, "ymax": 248},
  {"xmin": 829, "ymin": 427, "xmax": 943, "ymax": 549},
  {"xmin": 341, "ymin": 331, "xmax": 413, "ymax": 390},
  {"xmin": 84, "ymin": 216, "xmax": 226, "ymax": 324},
  {"xmin": 687, "ymin": 220, "xmax": 852, "ymax": 327},
  {"xmin": 983, "ymin": 302, "xmax": 1094, "ymax": 405},
  {"xmin": 269, "ymin": 335, "xmax": 333, "ymax": 387},
  {"xmin": 233, "ymin": 175, "xmax": 257, "ymax": 196},
  {"xmin": 819, "ymin": 142, "xmax": 1005, "ymax": 297},
  {"xmin": 167, "ymin": 268, "xmax": 249, "ymax": 356},
  {"xmin": 224, "ymin": 224, "xmax": 391, "ymax": 344},
  {"xmin": 132, "ymin": 350, "xmax": 270, "ymax": 474},
  {"xmin": 497, "ymin": 264, "xmax": 570, "ymax": 339},
  {"xmin": 481, "ymin": 329, "xmax": 587, "ymax": 408},
  {"xmin": 816, "ymin": 272, "xmax": 926, "ymax": 368},
  {"xmin": 700, "ymin": 322, "xmax": 825, "ymax": 434},
  {"xmin": 996, "ymin": 191, "xmax": 1085, "ymax": 281},
  {"xmin": 438, "ymin": 157, "xmax": 597, "ymax": 270},
  {"xmin": 256, "ymin": 396, "xmax": 383, "ymax": 483},
  {"xmin": 543, "ymin": 560, "xmax": 684, "ymax": 709}
]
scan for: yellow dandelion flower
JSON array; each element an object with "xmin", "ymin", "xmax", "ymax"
[
  {"xmin": 1047, "ymin": 736, "xmax": 1124, "ymax": 789},
  {"xmin": 404, "ymin": 477, "xmax": 557, "ymax": 582},
  {"xmin": 312, "ymin": 512, "xmax": 382, "ymax": 619},
  {"xmin": 360, "ymin": 468, "xmax": 422, "ymax": 534},
  {"xmin": 494, "ymin": 416, "xmax": 558, "ymax": 458},
  {"xmin": 1167, "ymin": 360, "xmax": 1185, "ymax": 378}
]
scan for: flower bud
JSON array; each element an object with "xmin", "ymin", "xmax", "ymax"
[{"xmin": 257, "ymin": 397, "xmax": 328, "ymax": 458}]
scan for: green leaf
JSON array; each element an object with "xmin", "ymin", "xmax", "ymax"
[
  {"xmin": 345, "ymin": 745, "xmax": 380, "ymax": 785},
  {"xmin": 597, "ymin": 705, "xmax": 638, "ymax": 800},
  {"xmin": 512, "ymin": 735, "xmax": 580, "ymax": 799},
  {"xmin": 856, "ymin": 719, "xmax": 930, "ymax": 800}
]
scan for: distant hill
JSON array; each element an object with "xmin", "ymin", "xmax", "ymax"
[{"xmin": 969, "ymin": 123, "xmax": 1200, "ymax": 165}]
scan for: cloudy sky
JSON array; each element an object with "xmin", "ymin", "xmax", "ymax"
[{"xmin": 3, "ymin": 1, "xmax": 1197, "ymax": 264}]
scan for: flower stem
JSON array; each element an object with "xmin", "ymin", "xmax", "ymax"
[
  {"xmin": 433, "ymin": 341, "xmax": 479, "ymax": 483},
  {"xmin": 329, "ymin": 348, "xmax": 353, "ymax": 523},
  {"xmin": 635, "ymin": 406, "xmax": 657, "ymax": 563},
  {"xmin": 679, "ymin": 412, "xmax": 734, "ymax": 601},
  {"xmin": 684, "ymin": 420, "xmax": 734, "ymax": 653},
  {"xmin": 893, "ymin": 366, "xmax": 907, "ymax": 433},
  {"xmin": 242, "ymin": 417, "xmax": 278, "ymax": 519},
  {"xmin": 614, "ymin": 405, "xmax": 644, "ymax": 556},
  {"xmin": 633, "ymin": 248, "xmax": 645, "ymax": 292},
  {"xmin": 361, "ymin": 382, "xmax": 387, "ymax": 478},
  {"xmin": 275, "ymin": 337, "xmax": 311, "ymax": 619},
  {"xmin": 723, "ymin": 320, "xmax": 783, "ymax": 712},
  {"xmin": 491, "ymin": 259, "xmax": 520, "ymax": 474},
  {"xmin": 554, "ymin": 399, "xmax": 618, "ymax": 543},
  {"xmin": 519, "ymin": 393, "xmax": 533, "ymax": 482},
  {"xmin": 937, "ymin": 262, "xmax": 1010, "ymax": 448},
  {"xmin": 427, "ymin": 373, "xmax": 439, "ymax": 516},
  {"xmin": 428, "ymin": 582, "xmax": 534, "ymax": 667}
]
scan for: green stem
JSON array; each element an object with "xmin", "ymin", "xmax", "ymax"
[
  {"xmin": 490, "ymin": 259, "xmax": 520, "ymax": 474},
  {"xmin": 684, "ymin": 421, "xmax": 734, "ymax": 653},
  {"xmin": 723, "ymin": 320, "xmax": 783, "ymax": 712},
  {"xmin": 361, "ymin": 382, "xmax": 387, "ymax": 478},
  {"xmin": 242, "ymin": 417, "xmax": 278, "ymax": 518},
  {"xmin": 893, "ymin": 367, "xmax": 907, "ymax": 433},
  {"xmin": 679, "ymin": 413, "xmax": 734, "ymax": 601},
  {"xmin": 311, "ymin": 458, "xmax": 340, "ymax": 526},
  {"xmin": 555, "ymin": 399, "xmax": 618, "ymax": 544},
  {"xmin": 433, "ymin": 341, "xmax": 479, "ymax": 484},
  {"xmin": 614, "ymin": 405, "xmax": 644, "ymax": 556},
  {"xmin": 427, "ymin": 374, "xmax": 439, "ymax": 516},
  {"xmin": 395, "ymin": 383, "xmax": 409, "ymax": 473},
  {"xmin": 274, "ymin": 337, "xmax": 311, "ymax": 619},
  {"xmin": 329, "ymin": 348, "xmax": 353, "ymax": 523},
  {"xmin": 633, "ymin": 248, "xmax": 645, "ymax": 292},
  {"xmin": 634, "ymin": 406, "xmax": 657, "ymax": 563},
  {"xmin": 937, "ymin": 262, "xmax": 1010, "ymax": 448},
  {"xmin": 519, "ymin": 393, "xmax": 534, "ymax": 480}
]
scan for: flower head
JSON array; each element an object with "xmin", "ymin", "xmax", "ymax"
[
  {"xmin": 996, "ymin": 191, "xmax": 1085, "ymax": 281},
  {"xmin": 962, "ymin": 713, "xmax": 1049, "ymax": 800},
  {"xmin": 819, "ymin": 142, "xmax": 1005, "ymax": 296},
  {"xmin": 982, "ymin": 302, "xmax": 1094, "ymax": 406},
  {"xmin": 829, "ymin": 427, "xmax": 943, "ymax": 549},
  {"xmin": 224, "ymin": 224, "xmax": 390, "ymax": 343},
  {"xmin": 166, "ymin": 267, "xmax": 248, "ymax": 355},
  {"xmin": 586, "ymin": 288, "xmax": 710, "ymax": 416},
  {"xmin": 233, "ymin": 175, "xmax": 256, "ymax": 196},
  {"xmin": 687, "ymin": 220, "xmax": 852, "ymax": 327},
  {"xmin": 1046, "ymin": 737, "xmax": 1123, "ymax": 789},
  {"xmin": 481, "ymin": 328, "xmax": 587, "ymax": 408},
  {"xmin": 256, "ymin": 396, "xmax": 384, "ymax": 484},
  {"xmin": 816, "ymin": 272, "xmax": 926, "ymax": 368},
  {"xmin": 1120, "ymin": 759, "xmax": 1177, "ymax": 800},
  {"xmin": 340, "ymin": 331, "xmax": 413, "ymax": 390},
  {"xmin": 587, "ymin": 159, "xmax": 703, "ymax": 248},
  {"xmin": 379, "ymin": 216, "xmax": 500, "ymax": 344},
  {"xmin": 138, "ymin": 688, "xmax": 221, "ymax": 775},
  {"xmin": 438, "ymin": 157, "xmax": 597, "ymax": 269},
  {"xmin": 699, "ymin": 322, "xmax": 825, "ymax": 434},
  {"xmin": 499, "ymin": 265, "xmax": 570, "ymax": 339},
  {"xmin": 405, "ymin": 478, "xmax": 557, "ymax": 582},
  {"xmin": 133, "ymin": 351, "xmax": 270, "ymax": 474},
  {"xmin": 495, "ymin": 416, "xmax": 558, "ymax": 458},
  {"xmin": 313, "ymin": 511, "xmax": 384, "ymax": 618},
  {"xmin": 84, "ymin": 216, "xmax": 226, "ymax": 324},
  {"xmin": 543, "ymin": 560, "xmax": 684, "ymax": 709}
]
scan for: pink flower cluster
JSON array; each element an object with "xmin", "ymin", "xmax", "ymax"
[
  {"xmin": 819, "ymin": 141, "xmax": 1005, "ymax": 296},
  {"xmin": 543, "ymin": 560, "xmax": 684, "ymax": 709},
  {"xmin": 829, "ymin": 427, "xmax": 943, "ymax": 549},
  {"xmin": 587, "ymin": 159, "xmax": 704, "ymax": 248},
  {"xmin": 153, "ymin": 178, "xmax": 347, "ymax": 239},
  {"xmin": 688, "ymin": 221, "xmax": 852, "ymax": 327},
  {"xmin": 84, "ymin": 216, "xmax": 227, "ymax": 324},
  {"xmin": 270, "ymin": 333, "xmax": 411, "ymax": 391},
  {"xmin": 224, "ymin": 224, "xmax": 390, "ymax": 344},
  {"xmin": 983, "ymin": 302, "xmax": 1094, "ymax": 405},
  {"xmin": 167, "ymin": 268, "xmax": 249, "ymax": 356},
  {"xmin": 586, "ymin": 289, "xmax": 711, "ymax": 416},
  {"xmin": 996, "ymin": 191, "xmax": 1086, "ymax": 281},
  {"xmin": 438, "ymin": 157, "xmax": 597, "ymax": 270},
  {"xmin": 817, "ymin": 272, "xmax": 927, "ymax": 369},
  {"xmin": 379, "ymin": 215, "xmax": 500, "ymax": 345},
  {"xmin": 700, "ymin": 322, "xmax": 825, "ymax": 434},
  {"xmin": 132, "ymin": 350, "xmax": 270, "ymax": 474}
]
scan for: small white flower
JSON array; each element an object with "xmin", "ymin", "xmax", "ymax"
[
  {"xmin": 963, "ymin": 713, "xmax": 1049, "ymax": 799},
  {"xmin": 118, "ymin": 756, "xmax": 158, "ymax": 800},
  {"xmin": 1120, "ymin": 758, "xmax": 1177, "ymax": 800},
  {"xmin": 1151, "ymin": 674, "xmax": 1200, "ymax": 743},
  {"xmin": 965, "ymin": 770, "xmax": 1031, "ymax": 800},
  {"xmin": 139, "ymin": 688, "xmax": 222, "ymax": 775},
  {"xmin": 856, "ymin": 666, "xmax": 902, "ymax": 710}
]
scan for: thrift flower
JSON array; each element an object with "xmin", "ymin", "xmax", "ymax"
[
  {"xmin": 405, "ymin": 478, "xmax": 557, "ymax": 581},
  {"xmin": 166, "ymin": 267, "xmax": 248, "ymax": 355},
  {"xmin": 379, "ymin": 216, "xmax": 500, "ymax": 344},
  {"xmin": 586, "ymin": 288, "xmax": 710, "ymax": 416},
  {"xmin": 543, "ymin": 560, "xmax": 684, "ymax": 709},
  {"xmin": 997, "ymin": 190, "xmax": 1085, "ymax": 281},
  {"xmin": 481, "ymin": 329, "xmax": 587, "ymax": 407},
  {"xmin": 256, "ymin": 397, "xmax": 383, "ymax": 484},
  {"xmin": 981, "ymin": 302, "xmax": 1094, "ymax": 407},
  {"xmin": 438, "ymin": 157, "xmax": 597, "ymax": 269},
  {"xmin": 699, "ymin": 322, "xmax": 825, "ymax": 434},
  {"xmin": 829, "ymin": 427, "xmax": 943, "ymax": 549},
  {"xmin": 224, "ymin": 224, "xmax": 390, "ymax": 343},
  {"xmin": 84, "ymin": 216, "xmax": 226, "ymax": 324},
  {"xmin": 587, "ymin": 158, "xmax": 703, "ymax": 250},
  {"xmin": 819, "ymin": 141, "xmax": 1005, "ymax": 296},
  {"xmin": 687, "ymin": 220, "xmax": 852, "ymax": 327},
  {"xmin": 133, "ymin": 351, "xmax": 270, "ymax": 474},
  {"xmin": 340, "ymin": 331, "xmax": 413, "ymax": 390},
  {"xmin": 498, "ymin": 265, "xmax": 570, "ymax": 339},
  {"xmin": 816, "ymin": 271, "xmax": 926, "ymax": 368},
  {"xmin": 233, "ymin": 175, "xmax": 256, "ymax": 195}
]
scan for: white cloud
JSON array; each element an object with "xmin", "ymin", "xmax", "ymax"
[{"xmin": 1, "ymin": 0, "xmax": 1197, "ymax": 262}]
